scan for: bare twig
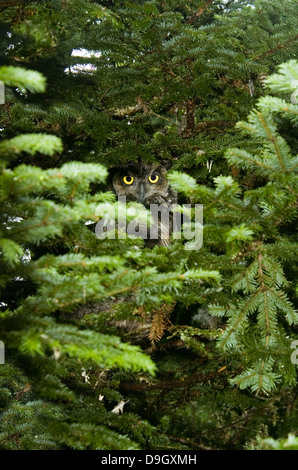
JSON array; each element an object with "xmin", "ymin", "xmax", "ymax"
[
  {"xmin": 187, "ymin": 0, "xmax": 215, "ymax": 24},
  {"xmin": 119, "ymin": 368, "xmax": 228, "ymax": 393}
]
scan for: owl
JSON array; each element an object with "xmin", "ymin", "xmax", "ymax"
[
  {"xmin": 112, "ymin": 162, "xmax": 178, "ymax": 247},
  {"xmin": 72, "ymin": 162, "xmax": 178, "ymax": 342},
  {"xmin": 112, "ymin": 162, "xmax": 177, "ymax": 207}
]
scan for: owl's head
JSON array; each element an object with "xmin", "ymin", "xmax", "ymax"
[{"xmin": 112, "ymin": 162, "xmax": 177, "ymax": 208}]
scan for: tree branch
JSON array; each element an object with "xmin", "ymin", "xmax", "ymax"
[
  {"xmin": 195, "ymin": 120, "xmax": 236, "ymax": 132},
  {"xmin": 187, "ymin": 0, "xmax": 215, "ymax": 24},
  {"xmin": 255, "ymin": 34, "xmax": 298, "ymax": 60},
  {"xmin": 119, "ymin": 368, "xmax": 228, "ymax": 393},
  {"xmin": 0, "ymin": 0, "xmax": 27, "ymax": 6},
  {"xmin": 181, "ymin": 98, "xmax": 196, "ymax": 138}
]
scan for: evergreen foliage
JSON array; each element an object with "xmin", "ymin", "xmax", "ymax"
[{"xmin": 0, "ymin": 0, "xmax": 297, "ymax": 451}]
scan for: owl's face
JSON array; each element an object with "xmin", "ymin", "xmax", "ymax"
[{"xmin": 112, "ymin": 163, "xmax": 177, "ymax": 208}]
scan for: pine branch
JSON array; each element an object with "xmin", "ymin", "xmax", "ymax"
[
  {"xmin": 0, "ymin": 134, "xmax": 62, "ymax": 157},
  {"xmin": 255, "ymin": 34, "xmax": 298, "ymax": 60},
  {"xmin": 0, "ymin": 66, "xmax": 46, "ymax": 93},
  {"xmin": 148, "ymin": 303, "xmax": 174, "ymax": 344},
  {"xmin": 0, "ymin": 0, "xmax": 27, "ymax": 6}
]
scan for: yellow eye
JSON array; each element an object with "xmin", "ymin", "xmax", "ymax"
[
  {"xmin": 123, "ymin": 175, "xmax": 134, "ymax": 185},
  {"xmin": 148, "ymin": 174, "xmax": 159, "ymax": 184}
]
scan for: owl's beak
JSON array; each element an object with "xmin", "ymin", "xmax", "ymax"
[{"xmin": 138, "ymin": 183, "xmax": 146, "ymax": 204}]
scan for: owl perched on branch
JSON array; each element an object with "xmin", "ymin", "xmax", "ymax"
[{"xmin": 73, "ymin": 161, "xmax": 178, "ymax": 344}]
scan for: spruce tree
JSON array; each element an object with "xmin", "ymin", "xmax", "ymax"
[{"xmin": 0, "ymin": 0, "xmax": 297, "ymax": 451}]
